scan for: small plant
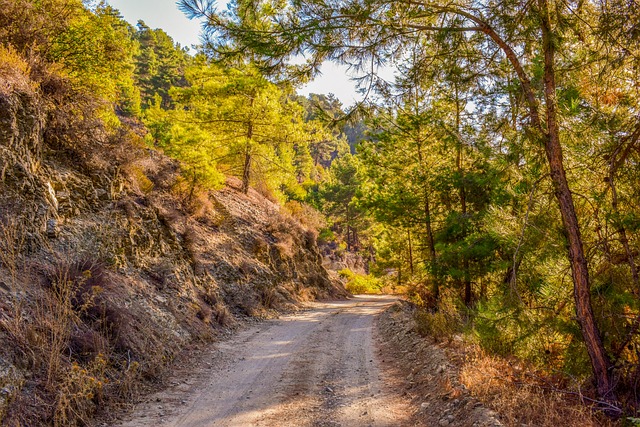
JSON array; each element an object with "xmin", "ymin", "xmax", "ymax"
[
  {"xmin": 317, "ymin": 228, "xmax": 336, "ymax": 245},
  {"xmin": 124, "ymin": 165, "xmax": 154, "ymax": 194},
  {"xmin": 283, "ymin": 201, "xmax": 325, "ymax": 231}
]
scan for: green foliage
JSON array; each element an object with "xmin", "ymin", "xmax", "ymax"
[
  {"xmin": 134, "ymin": 21, "xmax": 190, "ymax": 108},
  {"xmin": 338, "ymin": 269, "xmax": 383, "ymax": 294}
]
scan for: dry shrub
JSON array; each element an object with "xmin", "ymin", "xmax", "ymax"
[
  {"xmin": 54, "ymin": 355, "xmax": 107, "ymax": 427},
  {"xmin": 0, "ymin": 257, "xmax": 144, "ymax": 426},
  {"xmin": 0, "ymin": 217, "xmax": 26, "ymax": 282},
  {"xmin": 171, "ymin": 177, "xmax": 216, "ymax": 219},
  {"xmin": 259, "ymin": 284, "xmax": 277, "ymax": 309},
  {"xmin": 251, "ymin": 235, "xmax": 270, "ymax": 259},
  {"xmin": 195, "ymin": 300, "xmax": 213, "ymax": 325},
  {"xmin": 413, "ymin": 289, "xmax": 463, "ymax": 342},
  {"xmin": 254, "ymin": 180, "xmax": 279, "ymax": 204},
  {"xmin": 266, "ymin": 214, "xmax": 299, "ymax": 259},
  {"xmin": 0, "ymin": 45, "xmax": 32, "ymax": 93},
  {"xmin": 123, "ymin": 164, "xmax": 154, "ymax": 194},
  {"xmin": 212, "ymin": 302, "xmax": 232, "ymax": 326},
  {"xmin": 283, "ymin": 201, "xmax": 325, "ymax": 231},
  {"xmin": 460, "ymin": 348, "xmax": 614, "ymax": 427},
  {"xmin": 198, "ymin": 290, "xmax": 233, "ymax": 327},
  {"xmin": 1, "ymin": 273, "xmax": 109, "ymax": 426},
  {"xmin": 183, "ymin": 226, "xmax": 201, "ymax": 271}
]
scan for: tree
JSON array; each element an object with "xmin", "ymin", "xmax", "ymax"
[{"xmin": 146, "ymin": 61, "xmax": 317, "ymax": 198}]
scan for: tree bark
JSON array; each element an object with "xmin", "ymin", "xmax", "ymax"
[
  {"xmin": 454, "ymin": 84, "xmax": 472, "ymax": 307},
  {"xmin": 609, "ymin": 160, "xmax": 639, "ymax": 291},
  {"xmin": 538, "ymin": 0, "xmax": 614, "ymax": 399},
  {"xmin": 241, "ymin": 98, "xmax": 255, "ymax": 194},
  {"xmin": 407, "ymin": 229, "xmax": 414, "ymax": 276},
  {"xmin": 241, "ymin": 149, "xmax": 252, "ymax": 194},
  {"xmin": 424, "ymin": 191, "xmax": 440, "ymax": 300}
]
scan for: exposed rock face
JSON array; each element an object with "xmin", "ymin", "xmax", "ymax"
[
  {"xmin": 0, "ymin": 74, "xmax": 43, "ymax": 176},
  {"xmin": 0, "ymin": 64, "xmax": 343, "ymax": 426},
  {"xmin": 0, "ymin": 358, "xmax": 22, "ymax": 422}
]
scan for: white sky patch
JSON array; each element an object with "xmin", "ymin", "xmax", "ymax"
[{"xmin": 106, "ymin": 0, "xmax": 203, "ymax": 50}]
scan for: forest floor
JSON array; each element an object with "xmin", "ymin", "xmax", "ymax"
[{"xmin": 106, "ymin": 296, "xmax": 502, "ymax": 427}]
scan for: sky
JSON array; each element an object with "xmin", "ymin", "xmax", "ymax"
[{"xmin": 105, "ymin": 0, "xmax": 367, "ymax": 106}]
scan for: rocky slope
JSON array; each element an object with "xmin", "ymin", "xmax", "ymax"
[{"xmin": 0, "ymin": 61, "xmax": 344, "ymax": 426}]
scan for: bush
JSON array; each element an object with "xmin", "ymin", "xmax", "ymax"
[
  {"xmin": 413, "ymin": 289, "xmax": 463, "ymax": 341},
  {"xmin": 338, "ymin": 268, "xmax": 383, "ymax": 294},
  {"xmin": 283, "ymin": 201, "xmax": 325, "ymax": 231}
]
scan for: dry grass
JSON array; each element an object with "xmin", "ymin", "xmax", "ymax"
[
  {"xmin": 0, "ymin": 257, "xmax": 147, "ymax": 426},
  {"xmin": 124, "ymin": 164, "xmax": 154, "ymax": 194},
  {"xmin": 0, "ymin": 218, "xmax": 26, "ymax": 285},
  {"xmin": 0, "ymin": 45, "xmax": 33, "ymax": 94},
  {"xmin": 198, "ymin": 290, "xmax": 233, "ymax": 327},
  {"xmin": 266, "ymin": 214, "xmax": 300, "ymax": 260},
  {"xmin": 283, "ymin": 201, "xmax": 325, "ymax": 231},
  {"xmin": 1, "ymin": 268, "xmax": 108, "ymax": 426},
  {"xmin": 459, "ymin": 348, "xmax": 615, "ymax": 427}
]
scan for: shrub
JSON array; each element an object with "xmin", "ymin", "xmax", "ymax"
[
  {"xmin": 317, "ymin": 228, "xmax": 336, "ymax": 245},
  {"xmin": 283, "ymin": 201, "xmax": 326, "ymax": 231},
  {"xmin": 459, "ymin": 347, "xmax": 612, "ymax": 427},
  {"xmin": 413, "ymin": 289, "xmax": 464, "ymax": 342},
  {"xmin": 124, "ymin": 164, "xmax": 154, "ymax": 194},
  {"xmin": 338, "ymin": 268, "xmax": 383, "ymax": 294}
]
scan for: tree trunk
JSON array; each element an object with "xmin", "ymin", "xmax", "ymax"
[
  {"xmin": 424, "ymin": 191, "xmax": 439, "ymax": 300},
  {"xmin": 241, "ymin": 117, "xmax": 254, "ymax": 194},
  {"xmin": 463, "ymin": 2, "xmax": 616, "ymax": 399},
  {"xmin": 241, "ymin": 150, "xmax": 251, "ymax": 194},
  {"xmin": 609, "ymin": 164, "xmax": 639, "ymax": 290},
  {"xmin": 407, "ymin": 229, "xmax": 414, "ymax": 276},
  {"xmin": 455, "ymin": 84, "xmax": 472, "ymax": 307},
  {"xmin": 538, "ymin": 0, "xmax": 614, "ymax": 399}
]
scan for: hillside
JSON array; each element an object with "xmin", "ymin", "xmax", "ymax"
[{"xmin": 0, "ymin": 61, "xmax": 344, "ymax": 426}]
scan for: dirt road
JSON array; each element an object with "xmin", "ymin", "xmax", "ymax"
[{"xmin": 116, "ymin": 295, "xmax": 414, "ymax": 427}]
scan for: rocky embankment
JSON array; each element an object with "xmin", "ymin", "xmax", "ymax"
[{"xmin": 0, "ymin": 62, "xmax": 344, "ymax": 426}]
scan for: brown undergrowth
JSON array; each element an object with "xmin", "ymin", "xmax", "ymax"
[
  {"xmin": 459, "ymin": 349, "xmax": 615, "ymax": 427},
  {"xmin": 410, "ymin": 300, "xmax": 616, "ymax": 427}
]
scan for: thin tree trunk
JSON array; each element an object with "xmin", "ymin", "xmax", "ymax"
[
  {"xmin": 609, "ymin": 163, "xmax": 639, "ymax": 290},
  {"xmin": 241, "ymin": 118, "xmax": 254, "ymax": 194},
  {"xmin": 455, "ymin": 84, "xmax": 472, "ymax": 307},
  {"xmin": 424, "ymin": 191, "xmax": 439, "ymax": 300},
  {"xmin": 538, "ymin": 0, "xmax": 614, "ymax": 399},
  {"xmin": 346, "ymin": 207, "xmax": 351, "ymax": 252},
  {"xmin": 241, "ymin": 150, "xmax": 251, "ymax": 194},
  {"xmin": 407, "ymin": 229, "xmax": 414, "ymax": 276}
]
